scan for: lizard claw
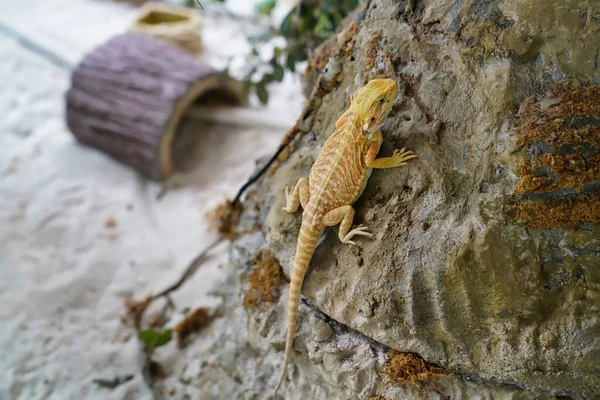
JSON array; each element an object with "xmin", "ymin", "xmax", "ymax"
[
  {"xmin": 393, "ymin": 147, "xmax": 414, "ymax": 156},
  {"xmin": 352, "ymin": 225, "xmax": 374, "ymax": 236},
  {"xmin": 352, "ymin": 231, "xmax": 375, "ymax": 239},
  {"xmin": 282, "ymin": 186, "xmax": 293, "ymax": 212},
  {"xmin": 342, "ymin": 225, "xmax": 375, "ymax": 245},
  {"xmin": 392, "ymin": 148, "xmax": 417, "ymax": 164}
]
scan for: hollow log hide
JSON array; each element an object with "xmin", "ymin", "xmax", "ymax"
[{"xmin": 66, "ymin": 33, "xmax": 244, "ymax": 180}]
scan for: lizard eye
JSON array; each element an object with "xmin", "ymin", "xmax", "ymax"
[{"xmin": 379, "ymin": 98, "xmax": 384, "ymax": 103}]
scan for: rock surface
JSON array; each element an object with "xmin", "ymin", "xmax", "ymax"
[
  {"xmin": 196, "ymin": 230, "xmax": 550, "ymax": 400},
  {"xmin": 250, "ymin": 0, "xmax": 600, "ymax": 398}
]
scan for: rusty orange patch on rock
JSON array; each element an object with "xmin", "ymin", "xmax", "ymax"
[
  {"xmin": 510, "ymin": 83, "xmax": 600, "ymax": 230},
  {"xmin": 517, "ymin": 84, "xmax": 600, "ymax": 148},
  {"xmin": 243, "ymin": 249, "xmax": 285, "ymax": 310},
  {"xmin": 510, "ymin": 193, "xmax": 600, "ymax": 231},
  {"xmin": 514, "ymin": 152, "xmax": 600, "ymax": 195},
  {"xmin": 206, "ymin": 199, "xmax": 244, "ymax": 240},
  {"xmin": 174, "ymin": 307, "xmax": 213, "ymax": 344},
  {"xmin": 379, "ymin": 351, "xmax": 448, "ymax": 395},
  {"xmin": 363, "ymin": 32, "xmax": 383, "ymax": 73}
]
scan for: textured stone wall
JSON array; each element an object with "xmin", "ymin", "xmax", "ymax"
[
  {"xmin": 255, "ymin": 0, "xmax": 600, "ymax": 398},
  {"xmin": 193, "ymin": 1, "xmax": 600, "ymax": 399}
]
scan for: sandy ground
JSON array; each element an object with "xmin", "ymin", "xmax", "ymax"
[{"xmin": 0, "ymin": 1, "xmax": 303, "ymax": 399}]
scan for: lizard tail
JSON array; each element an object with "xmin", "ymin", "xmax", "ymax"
[{"xmin": 274, "ymin": 222, "xmax": 321, "ymax": 395}]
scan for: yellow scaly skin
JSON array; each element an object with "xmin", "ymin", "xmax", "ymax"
[{"xmin": 274, "ymin": 78, "xmax": 417, "ymax": 394}]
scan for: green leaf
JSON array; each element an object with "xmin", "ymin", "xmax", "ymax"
[
  {"xmin": 93, "ymin": 374, "xmax": 134, "ymax": 388},
  {"xmin": 272, "ymin": 64, "xmax": 284, "ymax": 82},
  {"xmin": 314, "ymin": 14, "xmax": 334, "ymax": 39},
  {"xmin": 261, "ymin": 74, "xmax": 274, "ymax": 85},
  {"xmin": 240, "ymin": 80, "xmax": 252, "ymax": 106},
  {"xmin": 220, "ymin": 67, "xmax": 230, "ymax": 79},
  {"xmin": 256, "ymin": 82, "xmax": 269, "ymax": 104},
  {"xmin": 286, "ymin": 53, "xmax": 296, "ymax": 72},
  {"xmin": 248, "ymin": 32, "xmax": 272, "ymax": 44},
  {"xmin": 322, "ymin": 0, "xmax": 338, "ymax": 13},
  {"xmin": 155, "ymin": 329, "xmax": 172, "ymax": 347},
  {"xmin": 279, "ymin": 8, "xmax": 295, "ymax": 36},
  {"xmin": 254, "ymin": 0, "xmax": 276, "ymax": 16},
  {"xmin": 291, "ymin": 46, "xmax": 308, "ymax": 63},
  {"xmin": 345, "ymin": 0, "xmax": 361, "ymax": 10},
  {"xmin": 331, "ymin": 13, "xmax": 342, "ymax": 27},
  {"xmin": 139, "ymin": 328, "xmax": 172, "ymax": 351}
]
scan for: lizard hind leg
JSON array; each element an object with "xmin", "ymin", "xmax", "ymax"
[
  {"xmin": 282, "ymin": 178, "xmax": 310, "ymax": 213},
  {"xmin": 322, "ymin": 205, "xmax": 374, "ymax": 246}
]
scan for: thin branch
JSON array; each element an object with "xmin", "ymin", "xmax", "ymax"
[
  {"xmin": 152, "ymin": 238, "xmax": 224, "ymax": 300},
  {"xmin": 232, "ymin": 141, "xmax": 291, "ymax": 205}
]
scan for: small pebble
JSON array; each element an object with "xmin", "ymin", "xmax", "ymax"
[{"xmin": 105, "ymin": 217, "xmax": 118, "ymax": 228}]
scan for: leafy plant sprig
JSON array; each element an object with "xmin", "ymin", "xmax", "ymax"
[
  {"xmin": 184, "ymin": 0, "xmax": 362, "ymax": 104},
  {"xmin": 138, "ymin": 328, "xmax": 173, "ymax": 385}
]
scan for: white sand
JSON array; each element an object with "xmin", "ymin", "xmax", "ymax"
[{"xmin": 0, "ymin": 1, "xmax": 303, "ymax": 398}]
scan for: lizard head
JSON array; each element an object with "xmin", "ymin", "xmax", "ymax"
[{"xmin": 351, "ymin": 78, "xmax": 398, "ymax": 135}]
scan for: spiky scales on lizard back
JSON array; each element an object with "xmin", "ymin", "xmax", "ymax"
[{"xmin": 274, "ymin": 78, "xmax": 417, "ymax": 394}]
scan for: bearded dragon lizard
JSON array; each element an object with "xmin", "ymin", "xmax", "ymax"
[{"xmin": 275, "ymin": 78, "xmax": 417, "ymax": 394}]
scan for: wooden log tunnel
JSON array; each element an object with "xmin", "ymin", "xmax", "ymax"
[{"xmin": 66, "ymin": 33, "xmax": 245, "ymax": 181}]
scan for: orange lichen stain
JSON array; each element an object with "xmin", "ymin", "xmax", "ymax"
[
  {"xmin": 363, "ymin": 33, "xmax": 382, "ymax": 73},
  {"xmin": 338, "ymin": 22, "xmax": 360, "ymax": 56},
  {"xmin": 243, "ymin": 249, "xmax": 284, "ymax": 310},
  {"xmin": 515, "ymin": 83, "xmax": 600, "ymax": 148},
  {"xmin": 514, "ymin": 152, "xmax": 600, "ymax": 195},
  {"xmin": 378, "ymin": 351, "xmax": 448, "ymax": 397},
  {"xmin": 510, "ymin": 82, "xmax": 600, "ymax": 231},
  {"xmin": 122, "ymin": 295, "xmax": 153, "ymax": 329},
  {"xmin": 173, "ymin": 307, "xmax": 212, "ymax": 345},
  {"xmin": 206, "ymin": 199, "xmax": 244, "ymax": 240},
  {"xmin": 510, "ymin": 193, "xmax": 600, "ymax": 231}
]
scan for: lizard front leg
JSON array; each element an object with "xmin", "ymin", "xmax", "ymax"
[
  {"xmin": 282, "ymin": 178, "xmax": 310, "ymax": 213},
  {"xmin": 366, "ymin": 140, "xmax": 417, "ymax": 169},
  {"xmin": 322, "ymin": 205, "xmax": 374, "ymax": 246}
]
